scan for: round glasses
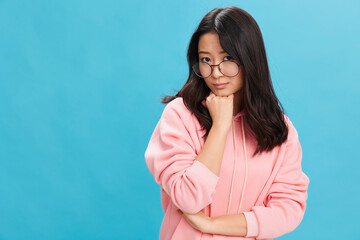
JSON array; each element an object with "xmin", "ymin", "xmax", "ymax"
[{"xmin": 192, "ymin": 60, "xmax": 240, "ymax": 78}]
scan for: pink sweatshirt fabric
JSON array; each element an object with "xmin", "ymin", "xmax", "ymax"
[{"xmin": 144, "ymin": 97, "xmax": 310, "ymax": 240}]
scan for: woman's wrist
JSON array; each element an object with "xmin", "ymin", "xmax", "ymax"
[{"xmin": 211, "ymin": 122, "xmax": 231, "ymax": 135}]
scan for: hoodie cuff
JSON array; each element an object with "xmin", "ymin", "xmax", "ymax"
[
  {"xmin": 243, "ymin": 211, "xmax": 259, "ymax": 237},
  {"xmin": 187, "ymin": 160, "xmax": 219, "ymax": 188}
]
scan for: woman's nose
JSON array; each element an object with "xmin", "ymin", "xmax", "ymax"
[{"xmin": 211, "ymin": 65, "xmax": 223, "ymax": 78}]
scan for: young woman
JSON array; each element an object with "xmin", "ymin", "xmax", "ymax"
[{"xmin": 144, "ymin": 6, "xmax": 310, "ymax": 240}]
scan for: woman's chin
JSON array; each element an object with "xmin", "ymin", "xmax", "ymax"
[{"xmin": 212, "ymin": 90, "xmax": 231, "ymax": 97}]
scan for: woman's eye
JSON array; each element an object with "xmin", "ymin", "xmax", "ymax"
[
  {"xmin": 200, "ymin": 57, "xmax": 211, "ymax": 62},
  {"xmin": 224, "ymin": 56, "xmax": 232, "ymax": 61}
]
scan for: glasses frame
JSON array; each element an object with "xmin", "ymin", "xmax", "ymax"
[{"xmin": 192, "ymin": 59, "xmax": 241, "ymax": 78}]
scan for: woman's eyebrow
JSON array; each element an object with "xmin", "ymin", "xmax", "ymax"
[{"xmin": 198, "ymin": 50, "xmax": 226, "ymax": 54}]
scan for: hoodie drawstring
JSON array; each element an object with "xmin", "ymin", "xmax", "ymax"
[
  {"xmin": 226, "ymin": 117, "xmax": 237, "ymax": 215},
  {"xmin": 226, "ymin": 115, "xmax": 248, "ymax": 215}
]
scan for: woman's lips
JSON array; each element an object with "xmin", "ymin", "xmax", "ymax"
[{"xmin": 213, "ymin": 83, "xmax": 229, "ymax": 89}]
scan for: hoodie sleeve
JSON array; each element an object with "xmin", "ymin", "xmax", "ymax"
[
  {"xmin": 243, "ymin": 116, "xmax": 310, "ymax": 239},
  {"xmin": 144, "ymin": 99, "xmax": 219, "ymax": 214}
]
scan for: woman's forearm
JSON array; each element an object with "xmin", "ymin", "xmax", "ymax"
[
  {"xmin": 207, "ymin": 213, "xmax": 247, "ymax": 236},
  {"xmin": 195, "ymin": 125, "xmax": 229, "ymax": 176}
]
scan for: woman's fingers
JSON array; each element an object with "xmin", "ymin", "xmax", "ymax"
[{"xmin": 207, "ymin": 92, "xmax": 215, "ymax": 101}]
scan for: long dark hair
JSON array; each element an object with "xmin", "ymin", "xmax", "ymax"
[{"xmin": 161, "ymin": 6, "xmax": 288, "ymax": 156}]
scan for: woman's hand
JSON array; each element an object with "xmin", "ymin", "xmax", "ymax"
[
  {"xmin": 177, "ymin": 209, "xmax": 214, "ymax": 233},
  {"xmin": 206, "ymin": 91, "xmax": 234, "ymax": 131}
]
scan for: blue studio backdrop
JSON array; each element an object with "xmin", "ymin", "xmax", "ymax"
[{"xmin": 0, "ymin": 0, "xmax": 359, "ymax": 239}]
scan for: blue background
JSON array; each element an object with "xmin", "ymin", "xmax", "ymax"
[{"xmin": 0, "ymin": 0, "xmax": 359, "ymax": 239}]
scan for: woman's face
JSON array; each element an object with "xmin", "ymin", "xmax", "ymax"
[{"xmin": 197, "ymin": 32, "xmax": 244, "ymax": 97}]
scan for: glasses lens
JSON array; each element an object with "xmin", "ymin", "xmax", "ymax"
[
  {"xmin": 193, "ymin": 62, "xmax": 211, "ymax": 78},
  {"xmin": 220, "ymin": 61, "xmax": 239, "ymax": 77},
  {"xmin": 192, "ymin": 61, "xmax": 239, "ymax": 78}
]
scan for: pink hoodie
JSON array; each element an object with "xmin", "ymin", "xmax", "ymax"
[{"xmin": 144, "ymin": 97, "xmax": 310, "ymax": 240}]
